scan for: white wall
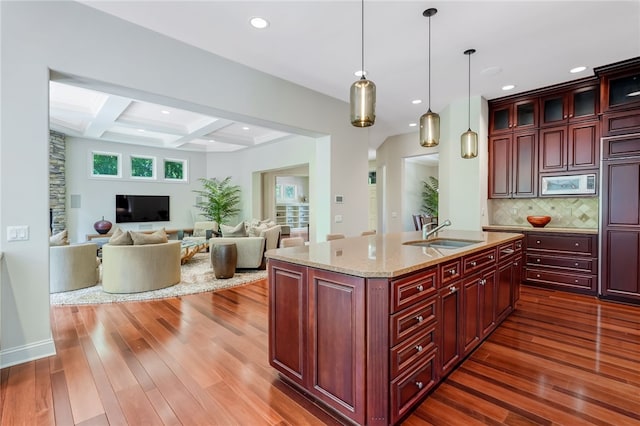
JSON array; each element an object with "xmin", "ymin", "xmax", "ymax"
[
  {"xmin": 376, "ymin": 95, "xmax": 487, "ymax": 234},
  {"xmin": 65, "ymin": 137, "xmax": 208, "ymax": 243},
  {"xmin": 0, "ymin": 1, "xmax": 368, "ymax": 367}
]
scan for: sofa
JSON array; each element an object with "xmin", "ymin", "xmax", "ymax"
[
  {"xmin": 102, "ymin": 240, "xmax": 181, "ymax": 293},
  {"xmin": 210, "ymin": 224, "xmax": 281, "ymax": 269},
  {"xmin": 50, "ymin": 242, "xmax": 100, "ymax": 293},
  {"xmin": 182, "ymin": 221, "xmax": 219, "ymax": 245}
]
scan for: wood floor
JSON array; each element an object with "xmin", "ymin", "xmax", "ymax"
[{"xmin": 1, "ymin": 282, "xmax": 639, "ymax": 425}]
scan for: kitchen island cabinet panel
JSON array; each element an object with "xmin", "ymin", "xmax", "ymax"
[
  {"xmin": 438, "ymin": 284, "xmax": 461, "ymax": 377},
  {"xmin": 461, "ymin": 274, "xmax": 481, "ymax": 355},
  {"xmin": 602, "ymin": 230, "xmax": 640, "ymax": 301},
  {"xmin": 308, "ymin": 268, "xmax": 366, "ymax": 425}
]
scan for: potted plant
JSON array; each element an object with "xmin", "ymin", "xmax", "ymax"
[
  {"xmin": 193, "ymin": 176, "xmax": 241, "ymax": 225},
  {"xmin": 421, "ymin": 176, "xmax": 439, "ymax": 218}
]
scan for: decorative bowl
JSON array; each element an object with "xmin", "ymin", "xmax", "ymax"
[{"xmin": 527, "ymin": 215, "xmax": 551, "ymax": 228}]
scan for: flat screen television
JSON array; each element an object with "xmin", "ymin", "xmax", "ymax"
[{"xmin": 115, "ymin": 195, "xmax": 170, "ymax": 223}]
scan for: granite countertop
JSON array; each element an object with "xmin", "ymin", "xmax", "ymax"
[
  {"xmin": 266, "ymin": 230, "xmax": 523, "ymax": 278},
  {"xmin": 483, "ymin": 225, "xmax": 598, "ymax": 235}
]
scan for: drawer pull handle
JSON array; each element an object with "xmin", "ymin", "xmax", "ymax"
[
  {"xmin": 449, "ymin": 269, "xmax": 456, "ymax": 275},
  {"xmin": 536, "ymin": 274, "xmax": 541, "ymax": 278},
  {"xmin": 417, "ymin": 284, "xmax": 424, "ymax": 292},
  {"xmin": 536, "ymin": 240, "xmax": 541, "ymax": 244},
  {"xmin": 536, "ymin": 258, "xmax": 541, "ymax": 263},
  {"xmin": 575, "ymin": 243, "xmax": 579, "ymax": 247},
  {"xmin": 501, "ymin": 249, "xmax": 515, "ymax": 255},
  {"xmin": 470, "ymin": 261, "xmax": 477, "ymax": 267},
  {"xmin": 489, "ymin": 255, "xmax": 495, "ymax": 260},
  {"xmin": 416, "ymin": 381, "xmax": 424, "ymax": 390},
  {"xmin": 416, "ymin": 315, "xmax": 424, "ymax": 323},
  {"xmin": 415, "ymin": 345, "xmax": 423, "ymax": 353},
  {"xmin": 575, "ymin": 280, "xmax": 579, "ymax": 283},
  {"xmin": 450, "ymin": 286, "xmax": 458, "ymax": 293},
  {"xmin": 480, "ymin": 279, "xmax": 486, "ymax": 286},
  {"xmin": 575, "ymin": 263, "xmax": 579, "ymax": 267}
]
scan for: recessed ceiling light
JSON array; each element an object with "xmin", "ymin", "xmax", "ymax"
[
  {"xmin": 250, "ymin": 17, "xmax": 269, "ymax": 29},
  {"xmin": 137, "ymin": 129, "xmax": 145, "ymax": 132},
  {"xmin": 242, "ymin": 126, "xmax": 250, "ymax": 130},
  {"xmin": 160, "ymin": 110, "xmax": 170, "ymax": 114},
  {"xmin": 411, "ymin": 99, "xmax": 422, "ymax": 105},
  {"xmin": 409, "ymin": 123, "xmax": 418, "ymax": 127},
  {"xmin": 502, "ymin": 84, "xmax": 516, "ymax": 91},
  {"xmin": 354, "ymin": 70, "xmax": 367, "ymax": 77},
  {"xmin": 570, "ymin": 66, "xmax": 587, "ymax": 74}
]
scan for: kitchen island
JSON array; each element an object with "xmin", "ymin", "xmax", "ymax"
[{"xmin": 266, "ymin": 230, "xmax": 524, "ymax": 425}]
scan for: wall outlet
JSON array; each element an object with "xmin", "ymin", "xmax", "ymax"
[{"xmin": 335, "ymin": 215, "xmax": 343, "ymax": 223}]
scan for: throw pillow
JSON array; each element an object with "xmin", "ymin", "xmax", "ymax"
[
  {"xmin": 130, "ymin": 228, "xmax": 168, "ymax": 245},
  {"xmin": 108, "ymin": 228, "xmax": 133, "ymax": 245},
  {"xmin": 248, "ymin": 223, "xmax": 268, "ymax": 237},
  {"xmin": 49, "ymin": 229, "xmax": 69, "ymax": 246},
  {"xmin": 220, "ymin": 222, "xmax": 247, "ymax": 238}
]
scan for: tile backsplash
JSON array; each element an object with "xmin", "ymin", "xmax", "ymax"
[{"xmin": 489, "ymin": 197, "xmax": 599, "ymax": 228}]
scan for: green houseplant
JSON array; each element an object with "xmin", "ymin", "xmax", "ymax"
[
  {"xmin": 193, "ymin": 176, "xmax": 241, "ymax": 225},
  {"xmin": 421, "ymin": 176, "xmax": 439, "ymax": 217}
]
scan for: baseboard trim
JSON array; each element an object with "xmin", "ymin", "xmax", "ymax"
[{"xmin": 0, "ymin": 338, "xmax": 56, "ymax": 369}]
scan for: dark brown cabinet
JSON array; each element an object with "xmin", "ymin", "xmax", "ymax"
[
  {"xmin": 540, "ymin": 83, "xmax": 598, "ymax": 127},
  {"xmin": 601, "ymin": 134, "xmax": 640, "ymax": 303},
  {"xmin": 539, "ymin": 121, "xmax": 600, "ymax": 173},
  {"xmin": 489, "ymin": 98, "xmax": 538, "ymax": 134},
  {"xmin": 489, "ymin": 131, "xmax": 537, "ymax": 198},
  {"xmin": 524, "ymin": 232, "xmax": 598, "ymax": 295},
  {"xmin": 438, "ymin": 283, "xmax": 461, "ymax": 378}
]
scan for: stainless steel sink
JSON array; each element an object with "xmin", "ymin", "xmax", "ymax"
[{"xmin": 402, "ymin": 238, "xmax": 482, "ymax": 249}]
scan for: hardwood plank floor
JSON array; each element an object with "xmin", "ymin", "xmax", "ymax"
[{"xmin": 1, "ymin": 283, "xmax": 639, "ymax": 425}]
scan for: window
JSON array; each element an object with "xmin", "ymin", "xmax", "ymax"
[
  {"xmin": 164, "ymin": 158, "xmax": 187, "ymax": 181},
  {"xmin": 91, "ymin": 151, "xmax": 121, "ymax": 178},
  {"xmin": 130, "ymin": 155, "xmax": 156, "ymax": 179}
]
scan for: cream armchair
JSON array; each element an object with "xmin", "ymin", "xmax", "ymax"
[
  {"xmin": 211, "ymin": 225, "xmax": 281, "ymax": 269},
  {"xmin": 102, "ymin": 241, "xmax": 181, "ymax": 293},
  {"xmin": 182, "ymin": 221, "xmax": 219, "ymax": 245},
  {"xmin": 50, "ymin": 243, "xmax": 99, "ymax": 293}
]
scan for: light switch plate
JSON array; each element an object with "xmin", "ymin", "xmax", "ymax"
[{"xmin": 7, "ymin": 225, "xmax": 29, "ymax": 241}]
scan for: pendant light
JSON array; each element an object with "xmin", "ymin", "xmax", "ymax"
[
  {"xmin": 461, "ymin": 48, "xmax": 478, "ymax": 159},
  {"xmin": 350, "ymin": 0, "xmax": 376, "ymax": 127},
  {"xmin": 419, "ymin": 8, "xmax": 439, "ymax": 147}
]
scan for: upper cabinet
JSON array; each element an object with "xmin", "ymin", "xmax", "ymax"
[
  {"xmin": 540, "ymin": 83, "xmax": 599, "ymax": 127},
  {"xmin": 489, "ymin": 98, "xmax": 538, "ymax": 134},
  {"xmin": 596, "ymin": 57, "xmax": 640, "ymax": 136}
]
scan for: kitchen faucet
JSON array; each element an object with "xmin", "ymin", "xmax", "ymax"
[{"xmin": 423, "ymin": 219, "xmax": 452, "ymax": 240}]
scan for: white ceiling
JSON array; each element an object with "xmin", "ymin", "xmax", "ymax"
[{"xmin": 64, "ymin": 0, "xmax": 639, "ymax": 153}]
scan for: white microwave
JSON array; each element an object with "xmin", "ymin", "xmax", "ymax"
[{"xmin": 540, "ymin": 173, "xmax": 597, "ymax": 196}]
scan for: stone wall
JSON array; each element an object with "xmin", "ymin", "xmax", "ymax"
[{"xmin": 49, "ymin": 130, "xmax": 66, "ymax": 233}]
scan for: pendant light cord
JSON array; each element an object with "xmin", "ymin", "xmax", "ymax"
[
  {"xmin": 361, "ymin": 0, "xmax": 365, "ymax": 80},
  {"xmin": 428, "ymin": 14, "xmax": 431, "ymax": 110},
  {"xmin": 467, "ymin": 51, "xmax": 471, "ymax": 129}
]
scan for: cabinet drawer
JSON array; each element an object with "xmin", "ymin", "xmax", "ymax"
[
  {"xmin": 526, "ymin": 234, "xmax": 593, "ymax": 254},
  {"xmin": 464, "ymin": 248, "xmax": 497, "ymax": 275},
  {"xmin": 390, "ymin": 325, "xmax": 437, "ymax": 379},
  {"xmin": 390, "ymin": 349, "xmax": 438, "ymax": 425},
  {"xmin": 526, "ymin": 253, "xmax": 596, "ymax": 273},
  {"xmin": 514, "ymin": 239, "xmax": 523, "ymax": 251},
  {"xmin": 440, "ymin": 260, "xmax": 461, "ymax": 287},
  {"xmin": 391, "ymin": 267, "xmax": 438, "ymax": 313},
  {"xmin": 497, "ymin": 242, "xmax": 516, "ymax": 262},
  {"xmin": 390, "ymin": 297, "xmax": 437, "ymax": 346},
  {"xmin": 526, "ymin": 268, "xmax": 594, "ymax": 290}
]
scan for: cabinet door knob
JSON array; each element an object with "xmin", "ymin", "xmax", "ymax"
[
  {"xmin": 575, "ymin": 280, "xmax": 579, "ymax": 283},
  {"xmin": 575, "ymin": 263, "xmax": 579, "ymax": 267},
  {"xmin": 489, "ymin": 255, "xmax": 495, "ymax": 260},
  {"xmin": 416, "ymin": 381, "xmax": 424, "ymax": 390},
  {"xmin": 536, "ymin": 274, "xmax": 541, "ymax": 278},
  {"xmin": 416, "ymin": 315, "xmax": 424, "ymax": 323},
  {"xmin": 450, "ymin": 286, "xmax": 458, "ymax": 293},
  {"xmin": 575, "ymin": 243, "xmax": 580, "ymax": 247},
  {"xmin": 480, "ymin": 279, "xmax": 486, "ymax": 286},
  {"xmin": 563, "ymin": 115, "xmax": 568, "ymax": 119},
  {"xmin": 417, "ymin": 284, "xmax": 424, "ymax": 292},
  {"xmin": 415, "ymin": 345, "xmax": 423, "ymax": 353},
  {"xmin": 470, "ymin": 261, "xmax": 477, "ymax": 267},
  {"xmin": 536, "ymin": 240, "xmax": 541, "ymax": 244},
  {"xmin": 569, "ymin": 114, "xmax": 573, "ymax": 118},
  {"xmin": 449, "ymin": 269, "xmax": 456, "ymax": 275},
  {"xmin": 536, "ymin": 258, "xmax": 541, "ymax": 263}
]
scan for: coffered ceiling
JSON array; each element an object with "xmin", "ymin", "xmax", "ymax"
[
  {"xmin": 49, "ymin": 81, "xmax": 292, "ymax": 152},
  {"xmin": 66, "ymin": 1, "xmax": 639, "ymax": 153}
]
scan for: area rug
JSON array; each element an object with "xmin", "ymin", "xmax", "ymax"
[{"xmin": 50, "ymin": 253, "xmax": 267, "ymax": 305}]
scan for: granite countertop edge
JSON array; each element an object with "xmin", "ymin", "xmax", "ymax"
[
  {"xmin": 483, "ymin": 225, "xmax": 598, "ymax": 235},
  {"xmin": 267, "ymin": 230, "xmax": 524, "ymax": 278}
]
